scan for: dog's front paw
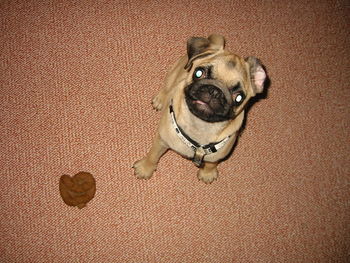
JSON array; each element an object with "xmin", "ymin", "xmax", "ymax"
[
  {"xmin": 133, "ymin": 159, "xmax": 157, "ymax": 179},
  {"xmin": 152, "ymin": 93, "xmax": 165, "ymax": 111},
  {"xmin": 197, "ymin": 167, "xmax": 218, "ymax": 184}
]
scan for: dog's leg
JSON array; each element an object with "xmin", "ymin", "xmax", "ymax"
[
  {"xmin": 152, "ymin": 79, "xmax": 173, "ymax": 111},
  {"xmin": 133, "ymin": 133, "xmax": 168, "ymax": 179},
  {"xmin": 152, "ymin": 89, "xmax": 168, "ymax": 111},
  {"xmin": 197, "ymin": 162, "xmax": 219, "ymax": 184},
  {"xmin": 152, "ymin": 57, "xmax": 186, "ymax": 111},
  {"xmin": 152, "ymin": 75, "xmax": 173, "ymax": 111}
]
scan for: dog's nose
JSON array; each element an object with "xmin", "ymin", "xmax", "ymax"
[
  {"xmin": 204, "ymin": 85, "xmax": 232, "ymax": 104},
  {"xmin": 191, "ymin": 79, "xmax": 233, "ymax": 104},
  {"xmin": 198, "ymin": 85, "xmax": 225, "ymax": 102},
  {"xmin": 209, "ymin": 86, "xmax": 221, "ymax": 98}
]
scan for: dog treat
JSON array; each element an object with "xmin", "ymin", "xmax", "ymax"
[{"xmin": 59, "ymin": 172, "xmax": 96, "ymax": 209}]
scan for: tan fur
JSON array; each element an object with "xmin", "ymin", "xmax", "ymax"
[{"xmin": 133, "ymin": 35, "xmax": 265, "ymax": 183}]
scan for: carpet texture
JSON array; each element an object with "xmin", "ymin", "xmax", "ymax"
[{"xmin": 1, "ymin": 0, "xmax": 349, "ymax": 262}]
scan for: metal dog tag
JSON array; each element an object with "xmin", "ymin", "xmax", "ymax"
[{"xmin": 192, "ymin": 147, "xmax": 206, "ymax": 167}]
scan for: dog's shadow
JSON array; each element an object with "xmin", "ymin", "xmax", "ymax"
[{"xmin": 221, "ymin": 69, "xmax": 271, "ymax": 162}]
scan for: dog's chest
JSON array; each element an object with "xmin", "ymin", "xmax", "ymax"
[
  {"xmin": 159, "ymin": 113, "xmax": 195, "ymax": 159},
  {"xmin": 159, "ymin": 110, "xmax": 235, "ymax": 162}
]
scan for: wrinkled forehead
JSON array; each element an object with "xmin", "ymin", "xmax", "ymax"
[{"xmin": 195, "ymin": 53, "xmax": 248, "ymax": 85}]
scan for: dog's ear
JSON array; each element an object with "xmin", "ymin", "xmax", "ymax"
[
  {"xmin": 185, "ymin": 34, "xmax": 225, "ymax": 70},
  {"xmin": 245, "ymin": 56, "xmax": 266, "ymax": 95}
]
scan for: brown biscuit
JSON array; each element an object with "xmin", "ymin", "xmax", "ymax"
[{"xmin": 59, "ymin": 172, "xmax": 96, "ymax": 209}]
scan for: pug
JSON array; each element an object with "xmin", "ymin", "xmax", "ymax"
[{"xmin": 133, "ymin": 34, "xmax": 266, "ymax": 183}]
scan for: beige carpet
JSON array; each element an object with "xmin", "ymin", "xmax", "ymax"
[{"xmin": 1, "ymin": 0, "xmax": 349, "ymax": 262}]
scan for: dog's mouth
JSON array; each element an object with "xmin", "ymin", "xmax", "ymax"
[{"xmin": 184, "ymin": 84, "xmax": 233, "ymax": 122}]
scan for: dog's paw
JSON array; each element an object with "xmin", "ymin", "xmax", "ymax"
[
  {"xmin": 133, "ymin": 159, "xmax": 156, "ymax": 179},
  {"xmin": 152, "ymin": 94, "xmax": 165, "ymax": 111},
  {"xmin": 197, "ymin": 167, "xmax": 218, "ymax": 184}
]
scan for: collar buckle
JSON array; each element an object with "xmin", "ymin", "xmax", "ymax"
[{"xmin": 193, "ymin": 147, "xmax": 206, "ymax": 167}]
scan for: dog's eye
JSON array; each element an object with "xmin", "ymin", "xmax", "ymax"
[
  {"xmin": 233, "ymin": 92, "xmax": 245, "ymax": 106},
  {"xmin": 236, "ymin": 94, "xmax": 243, "ymax": 103},
  {"xmin": 193, "ymin": 68, "xmax": 205, "ymax": 79}
]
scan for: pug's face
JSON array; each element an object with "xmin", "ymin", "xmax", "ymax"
[{"xmin": 184, "ymin": 53, "xmax": 256, "ymax": 122}]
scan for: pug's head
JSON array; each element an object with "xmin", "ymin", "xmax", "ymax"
[{"xmin": 183, "ymin": 34, "xmax": 266, "ymax": 122}]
